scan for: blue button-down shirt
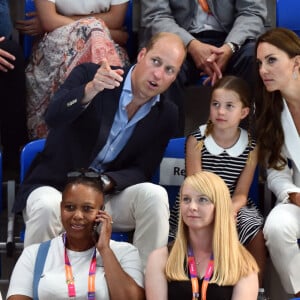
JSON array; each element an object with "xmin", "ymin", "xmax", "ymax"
[{"xmin": 90, "ymin": 66, "xmax": 160, "ymax": 172}]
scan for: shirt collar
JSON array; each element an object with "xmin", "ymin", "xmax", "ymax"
[
  {"xmin": 199, "ymin": 124, "xmax": 249, "ymax": 157},
  {"xmin": 122, "ymin": 65, "xmax": 160, "ymax": 108}
]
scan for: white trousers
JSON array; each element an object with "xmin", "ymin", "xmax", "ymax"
[
  {"xmin": 263, "ymin": 203, "xmax": 300, "ymax": 294},
  {"xmin": 23, "ymin": 182, "xmax": 170, "ymax": 268}
]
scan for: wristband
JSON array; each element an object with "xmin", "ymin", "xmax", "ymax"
[{"xmin": 226, "ymin": 42, "xmax": 238, "ymax": 54}]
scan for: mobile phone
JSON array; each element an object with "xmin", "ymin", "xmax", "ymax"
[
  {"xmin": 93, "ymin": 207, "xmax": 105, "ymax": 242},
  {"xmin": 93, "ymin": 222, "xmax": 101, "ymax": 242}
]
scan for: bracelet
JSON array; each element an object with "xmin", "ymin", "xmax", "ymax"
[
  {"xmin": 226, "ymin": 42, "xmax": 237, "ymax": 54},
  {"xmin": 101, "ymin": 174, "xmax": 112, "ymax": 192}
]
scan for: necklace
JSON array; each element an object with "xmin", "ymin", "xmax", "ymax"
[
  {"xmin": 188, "ymin": 245, "xmax": 214, "ymax": 300},
  {"xmin": 212, "ymin": 128, "xmax": 241, "ymax": 149},
  {"xmin": 195, "ymin": 253, "xmax": 211, "ymax": 266},
  {"xmin": 63, "ymin": 233, "xmax": 97, "ymax": 299}
]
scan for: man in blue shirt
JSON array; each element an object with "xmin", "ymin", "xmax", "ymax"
[{"xmin": 15, "ymin": 32, "xmax": 187, "ymax": 268}]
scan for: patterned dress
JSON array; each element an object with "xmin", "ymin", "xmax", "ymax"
[
  {"xmin": 26, "ymin": 10, "xmax": 130, "ymax": 139},
  {"xmin": 169, "ymin": 124, "xmax": 264, "ymax": 245}
]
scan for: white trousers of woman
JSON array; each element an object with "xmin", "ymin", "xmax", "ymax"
[
  {"xmin": 23, "ymin": 182, "xmax": 169, "ymax": 269},
  {"xmin": 263, "ymin": 203, "xmax": 300, "ymax": 294}
]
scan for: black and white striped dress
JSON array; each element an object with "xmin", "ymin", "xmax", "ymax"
[{"xmin": 169, "ymin": 125, "xmax": 264, "ymax": 245}]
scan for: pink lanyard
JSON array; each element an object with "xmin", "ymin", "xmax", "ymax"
[
  {"xmin": 63, "ymin": 234, "xmax": 97, "ymax": 299},
  {"xmin": 188, "ymin": 246, "xmax": 214, "ymax": 300}
]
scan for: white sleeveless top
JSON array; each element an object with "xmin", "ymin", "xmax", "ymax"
[{"xmin": 48, "ymin": 0, "xmax": 128, "ymax": 15}]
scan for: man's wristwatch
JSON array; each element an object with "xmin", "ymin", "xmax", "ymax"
[
  {"xmin": 226, "ymin": 42, "xmax": 239, "ymax": 54},
  {"xmin": 100, "ymin": 174, "xmax": 112, "ymax": 192}
]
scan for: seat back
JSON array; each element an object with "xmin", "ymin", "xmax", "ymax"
[
  {"xmin": 276, "ymin": 0, "xmax": 300, "ymax": 36},
  {"xmin": 20, "ymin": 138, "xmax": 46, "ymax": 183},
  {"xmin": 124, "ymin": 0, "xmax": 136, "ymax": 61},
  {"xmin": 18, "ymin": 139, "xmax": 46, "ymax": 242},
  {"xmin": 152, "ymin": 137, "xmax": 186, "ymax": 210},
  {"xmin": 23, "ymin": 0, "xmax": 36, "ymax": 60}
]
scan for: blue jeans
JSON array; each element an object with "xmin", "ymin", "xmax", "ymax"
[{"xmin": 0, "ymin": 0, "xmax": 13, "ymax": 38}]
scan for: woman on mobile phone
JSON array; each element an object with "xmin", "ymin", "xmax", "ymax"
[{"xmin": 7, "ymin": 171, "xmax": 145, "ymax": 300}]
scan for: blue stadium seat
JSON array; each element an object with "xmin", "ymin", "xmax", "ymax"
[
  {"xmin": 276, "ymin": 0, "xmax": 300, "ymax": 36},
  {"xmin": 5, "ymin": 139, "xmax": 47, "ymax": 250},
  {"xmin": 20, "ymin": 139, "xmax": 46, "ymax": 182},
  {"xmin": 23, "ymin": 0, "xmax": 36, "ymax": 60},
  {"xmin": 152, "ymin": 137, "xmax": 186, "ymax": 211},
  {"xmin": 124, "ymin": 0, "xmax": 136, "ymax": 61}
]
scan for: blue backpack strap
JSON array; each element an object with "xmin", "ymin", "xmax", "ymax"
[{"xmin": 33, "ymin": 240, "xmax": 51, "ymax": 300}]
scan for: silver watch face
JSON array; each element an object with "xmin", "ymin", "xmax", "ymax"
[{"xmin": 101, "ymin": 175, "xmax": 110, "ymax": 186}]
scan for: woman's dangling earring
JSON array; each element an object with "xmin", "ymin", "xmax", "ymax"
[
  {"xmin": 293, "ymin": 60, "xmax": 300, "ymax": 79},
  {"xmin": 293, "ymin": 70, "xmax": 299, "ymax": 80}
]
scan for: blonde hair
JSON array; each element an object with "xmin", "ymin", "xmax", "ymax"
[{"xmin": 165, "ymin": 171, "xmax": 258, "ymax": 285}]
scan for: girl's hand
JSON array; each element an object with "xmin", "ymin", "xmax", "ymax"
[
  {"xmin": 232, "ymin": 201, "xmax": 242, "ymax": 224},
  {"xmin": 15, "ymin": 12, "xmax": 44, "ymax": 36}
]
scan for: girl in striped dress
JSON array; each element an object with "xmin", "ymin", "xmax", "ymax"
[{"xmin": 169, "ymin": 76, "xmax": 268, "ymax": 298}]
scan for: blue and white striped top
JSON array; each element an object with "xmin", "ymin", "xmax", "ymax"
[{"xmin": 192, "ymin": 124, "xmax": 256, "ymax": 196}]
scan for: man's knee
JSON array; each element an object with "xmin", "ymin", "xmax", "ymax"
[
  {"xmin": 134, "ymin": 183, "xmax": 169, "ymax": 214},
  {"xmin": 26, "ymin": 186, "xmax": 62, "ymax": 219},
  {"xmin": 139, "ymin": 182, "xmax": 168, "ymax": 202}
]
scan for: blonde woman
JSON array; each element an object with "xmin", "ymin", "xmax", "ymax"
[{"xmin": 145, "ymin": 171, "xmax": 259, "ymax": 300}]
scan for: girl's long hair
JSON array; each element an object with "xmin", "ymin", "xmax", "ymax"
[{"xmin": 165, "ymin": 171, "xmax": 258, "ymax": 285}]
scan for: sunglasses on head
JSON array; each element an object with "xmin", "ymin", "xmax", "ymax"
[{"xmin": 67, "ymin": 170, "xmax": 101, "ymax": 180}]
